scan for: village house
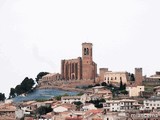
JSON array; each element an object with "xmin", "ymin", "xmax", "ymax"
[
  {"xmin": 15, "ymin": 108, "xmax": 24, "ymax": 120},
  {"xmin": 52, "ymin": 103, "xmax": 76, "ymax": 113},
  {"xmin": 61, "ymin": 96, "xmax": 82, "ymax": 104},
  {"xmin": 52, "ymin": 111, "xmax": 71, "ymax": 120},
  {"xmin": 83, "ymin": 109, "xmax": 103, "ymax": 120},
  {"xmin": 103, "ymin": 112, "xmax": 129, "ymax": 120},
  {"xmin": 64, "ymin": 109, "xmax": 104, "ymax": 120},
  {"xmin": 83, "ymin": 86, "xmax": 112, "ymax": 102},
  {"xmin": 103, "ymin": 99, "xmax": 139, "ymax": 112},
  {"xmin": 143, "ymin": 96, "xmax": 160, "ymax": 110},
  {"xmin": 153, "ymin": 86, "xmax": 160, "ymax": 96},
  {"xmin": 40, "ymin": 112, "xmax": 54, "ymax": 119},
  {"xmin": 61, "ymin": 94, "xmax": 88, "ymax": 104},
  {"xmin": 0, "ymin": 104, "xmax": 16, "ymax": 120},
  {"xmin": 126, "ymin": 85, "xmax": 144, "ymax": 97},
  {"xmin": 65, "ymin": 111, "xmax": 84, "ymax": 120},
  {"xmin": 53, "ymin": 106, "xmax": 69, "ymax": 113},
  {"xmin": 81, "ymin": 103, "xmax": 97, "ymax": 111},
  {"xmin": 155, "ymin": 89, "xmax": 160, "ymax": 96},
  {"xmin": 92, "ymin": 86, "xmax": 112, "ymax": 99},
  {"xmin": 19, "ymin": 101, "xmax": 37, "ymax": 115}
]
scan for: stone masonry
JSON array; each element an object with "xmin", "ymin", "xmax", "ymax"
[{"xmin": 61, "ymin": 42, "xmax": 97, "ymax": 80}]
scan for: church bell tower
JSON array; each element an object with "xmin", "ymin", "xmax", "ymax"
[{"xmin": 82, "ymin": 43, "xmax": 95, "ymax": 80}]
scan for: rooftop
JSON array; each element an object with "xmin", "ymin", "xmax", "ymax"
[
  {"xmin": 61, "ymin": 96, "xmax": 81, "ymax": 99},
  {"xmin": 147, "ymin": 96, "xmax": 160, "ymax": 101},
  {"xmin": 0, "ymin": 105, "xmax": 16, "ymax": 112},
  {"xmin": 105, "ymin": 71, "xmax": 128, "ymax": 74},
  {"xmin": 43, "ymin": 73, "xmax": 57, "ymax": 77},
  {"xmin": 92, "ymin": 86, "xmax": 104, "ymax": 89},
  {"xmin": 106, "ymin": 99, "xmax": 136, "ymax": 103}
]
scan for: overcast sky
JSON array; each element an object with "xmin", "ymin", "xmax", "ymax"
[{"xmin": 0, "ymin": 0, "xmax": 160, "ymax": 97}]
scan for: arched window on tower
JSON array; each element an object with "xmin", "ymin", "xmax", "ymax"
[
  {"xmin": 84, "ymin": 48, "xmax": 89, "ymax": 55},
  {"xmin": 86, "ymin": 48, "xmax": 89, "ymax": 55},
  {"xmin": 84, "ymin": 48, "xmax": 87, "ymax": 55}
]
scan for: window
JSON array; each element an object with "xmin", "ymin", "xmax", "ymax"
[
  {"xmin": 84, "ymin": 48, "xmax": 87, "ymax": 55},
  {"xmin": 84, "ymin": 48, "xmax": 89, "ymax": 55},
  {"xmin": 86, "ymin": 48, "xmax": 89, "ymax": 55}
]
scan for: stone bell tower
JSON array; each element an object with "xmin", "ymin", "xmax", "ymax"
[{"xmin": 82, "ymin": 42, "xmax": 97, "ymax": 80}]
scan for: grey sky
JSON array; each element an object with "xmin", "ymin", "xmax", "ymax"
[{"xmin": 0, "ymin": 0, "xmax": 160, "ymax": 97}]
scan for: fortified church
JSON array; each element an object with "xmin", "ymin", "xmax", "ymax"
[
  {"xmin": 38, "ymin": 43, "xmax": 98, "ymax": 87},
  {"xmin": 61, "ymin": 43, "xmax": 97, "ymax": 80}
]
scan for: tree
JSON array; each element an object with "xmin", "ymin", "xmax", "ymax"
[
  {"xmin": 15, "ymin": 85, "xmax": 23, "ymax": 95},
  {"xmin": 9, "ymin": 88, "xmax": 16, "ymax": 98},
  {"xmin": 73, "ymin": 101, "xmax": 83, "ymax": 106},
  {"xmin": 119, "ymin": 80, "xmax": 126, "ymax": 90},
  {"xmin": 94, "ymin": 83, "xmax": 100, "ymax": 86},
  {"xmin": 37, "ymin": 105, "xmax": 53, "ymax": 115},
  {"xmin": 87, "ymin": 99, "xmax": 105, "ymax": 108},
  {"xmin": 20, "ymin": 77, "xmax": 35, "ymax": 92},
  {"xmin": 130, "ymin": 73, "xmax": 135, "ymax": 81},
  {"xmin": 123, "ymin": 83, "xmax": 126, "ymax": 90},
  {"xmin": 77, "ymin": 92, "xmax": 84, "ymax": 96},
  {"xmin": 0, "ymin": 93, "xmax": 5, "ymax": 101},
  {"xmin": 14, "ymin": 77, "xmax": 35, "ymax": 96},
  {"xmin": 73, "ymin": 101, "xmax": 83, "ymax": 111},
  {"xmin": 36, "ymin": 72, "xmax": 49, "ymax": 82},
  {"xmin": 120, "ymin": 80, "xmax": 123, "ymax": 90},
  {"xmin": 54, "ymin": 95, "xmax": 62, "ymax": 101},
  {"xmin": 101, "ymin": 82, "xmax": 107, "ymax": 86},
  {"xmin": 120, "ymin": 90, "xmax": 128, "ymax": 95},
  {"xmin": 108, "ymin": 84, "xmax": 113, "ymax": 88},
  {"xmin": 54, "ymin": 93, "xmax": 69, "ymax": 101},
  {"xmin": 88, "ymin": 85, "xmax": 93, "ymax": 88}
]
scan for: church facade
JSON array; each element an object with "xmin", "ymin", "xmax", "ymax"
[{"xmin": 61, "ymin": 43, "xmax": 97, "ymax": 80}]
